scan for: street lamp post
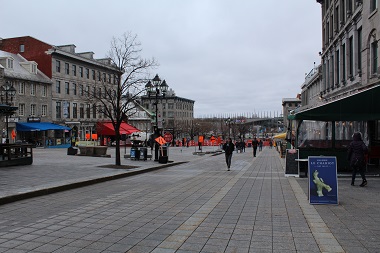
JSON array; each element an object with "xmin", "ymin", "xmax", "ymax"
[
  {"xmin": 225, "ymin": 117, "xmax": 233, "ymax": 139},
  {"xmin": 146, "ymin": 74, "xmax": 167, "ymax": 161},
  {"xmin": 0, "ymin": 82, "xmax": 17, "ymax": 144}
]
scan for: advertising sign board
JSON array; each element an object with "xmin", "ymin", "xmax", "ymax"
[{"xmin": 308, "ymin": 156, "xmax": 338, "ymax": 205}]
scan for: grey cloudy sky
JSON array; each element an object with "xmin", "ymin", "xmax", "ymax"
[{"xmin": 1, "ymin": 0, "xmax": 321, "ymax": 117}]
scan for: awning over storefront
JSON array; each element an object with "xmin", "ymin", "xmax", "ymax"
[
  {"xmin": 294, "ymin": 85, "xmax": 380, "ymax": 121},
  {"xmin": 16, "ymin": 122, "xmax": 71, "ymax": 131},
  {"xmin": 97, "ymin": 122, "xmax": 140, "ymax": 136}
]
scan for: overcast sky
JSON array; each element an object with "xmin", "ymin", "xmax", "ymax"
[{"xmin": 1, "ymin": 0, "xmax": 321, "ymax": 118}]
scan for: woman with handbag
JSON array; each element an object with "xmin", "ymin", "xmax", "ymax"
[{"xmin": 348, "ymin": 132, "xmax": 368, "ymax": 187}]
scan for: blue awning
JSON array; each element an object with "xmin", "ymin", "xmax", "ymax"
[{"xmin": 16, "ymin": 122, "xmax": 71, "ymax": 131}]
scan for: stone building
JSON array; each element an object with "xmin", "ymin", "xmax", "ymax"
[
  {"xmin": 0, "ymin": 36, "xmax": 122, "ymax": 141},
  {"xmin": 140, "ymin": 75, "xmax": 195, "ymax": 139},
  {"xmin": 0, "ymin": 50, "xmax": 52, "ymax": 142},
  {"xmin": 292, "ymin": 0, "xmax": 380, "ymax": 171}
]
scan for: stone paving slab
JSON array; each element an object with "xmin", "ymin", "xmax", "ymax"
[{"xmin": 0, "ymin": 147, "xmax": 379, "ymax": 252}]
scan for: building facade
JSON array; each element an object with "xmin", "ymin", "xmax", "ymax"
[
  {"xmin": 140, "ymin": 79, "xmax": 195, "ymax": 139},
  {"xmin": 0, "ymin": 50, "xmax": 52, "ymax": 143},
  {"xmin": 0, "ymin": 36, "xmax": 122, "ymax": 141},
  {"xmin": 292, "ymin": 0, "xmax": 380, "ymax": 171}
]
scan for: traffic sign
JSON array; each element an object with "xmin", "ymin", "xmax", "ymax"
[
  {"xmin": 164, "ymin": 132, "xmax": 173, "ymax": 143},
  {"xmin": 155, "ymin": 136, "xmax": 167, "ymax": 146}
]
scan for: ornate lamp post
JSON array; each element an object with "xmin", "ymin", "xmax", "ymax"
[
  {"xmin": 146, "ymin": 74, "xmax": 167, "ymax": 161},
  {"xmin": 225, "ymin": 117, "xmax": 233, "ymax": 139},
  {"xmin": 0, "ymin": 82, "xmax": 17, "ymax": 143}
]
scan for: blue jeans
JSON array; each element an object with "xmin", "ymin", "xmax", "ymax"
[{"xmin": 225, "ymin": 153, "xmax": 232, "ymax": 168}]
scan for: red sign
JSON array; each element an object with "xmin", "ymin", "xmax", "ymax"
[{"xmin": 164, "ymin": 132, "xmax": 173, "ymax": 143}]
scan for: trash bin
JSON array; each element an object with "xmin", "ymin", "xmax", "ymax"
[
  {"xmin": 130, "ymin": 147, "xmax": 137, "ymax": 159},
  {"xmin": 139, "ymin": 147, "xmax": 147, "ymax": 161},
  {"xmin": 159, "ymin": 146, "xmax": 168, "ymax": 164}
]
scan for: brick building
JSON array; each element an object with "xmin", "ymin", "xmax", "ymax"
[{"xmin": 0, "ymin": 36, "xmax": 122, "ymax": 141}]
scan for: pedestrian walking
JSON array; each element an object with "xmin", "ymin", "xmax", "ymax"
[
  {"xmin": 223, "ymin": 138, "xmax": 235, "ymax": 170},
  {"xmin": 348, "ymin": 132, "xmax": 368, "ymax": 187},
  {"xmin": 259, "ymin": 140, "xmax": 263, "ymax": 151},
  {"xmin": 269, "ymin": 140, "xmax": 273, "ymax": 149},
  {"xmin": 252, "ymin": 137, "xmax": 259, "ymax": 157}
]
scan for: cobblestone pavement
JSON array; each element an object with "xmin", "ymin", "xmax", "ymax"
[{"xmin": 0, "ymin": 147, "xmax": 379, "ymax": 252}]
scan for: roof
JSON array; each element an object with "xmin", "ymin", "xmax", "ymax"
[
  {"xmin": 0, "ymin": 50, "xmax": 52, "ymax": 84},
  {"xmin": 293, "ymin": 85, "xmax": 380, "ymax": 121},
  {"xmin": 16, "ymin": 122, "xmax": 71, "ymax": 131}
]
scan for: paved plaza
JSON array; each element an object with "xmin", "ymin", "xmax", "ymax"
[{"xmin": 0, "ymin": 146, "xmax": 379, "ymax": 252}]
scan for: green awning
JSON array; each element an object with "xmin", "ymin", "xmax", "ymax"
[{"xmin": 294, "ymin": 85, "xmax": 380, "ymax": 121}]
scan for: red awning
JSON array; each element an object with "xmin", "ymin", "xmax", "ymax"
[{"xmin": 97, "ymin": 122, "xmax": 140, "ymax": 136}]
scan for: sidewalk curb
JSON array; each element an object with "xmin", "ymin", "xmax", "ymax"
[{"xmin": 0, "ymin": 161, "xmax": 187, "ymax": 206}]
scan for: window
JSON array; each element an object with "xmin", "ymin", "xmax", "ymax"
[
  {"xmin": 336, "ymin": 49, "xmax": 340, "ymax": 84},
  {"xmin": 73, "ymin": 103, "xmax": 77, "ymax": 118},
  {"xmin": 19, "ymin": 82, "xmax": 25, "ymax": 94},
  {"xmin": 86, "ymin": 85, "xmax": 90, "ymax": 96},
  {"xmin": 98, "ymin": 71, "xmax": 101, "ymax": 81},
  {"xmin": 108, "ymin": 74, "xmax": 111, "ymax": 83},
  {"xmin": 92, "ymin": 104, "xmax": 97, "ymax": 119},
  {"xmin": 65, "ymin": 82, "xmax": 70, "ymax": 94},
  {"xmin": 56, "ymin": 80, "xmax": 61, "ymax": 93},
  {"xmin": 349, "ymin": 37, "xmax": 354, "ymax": 77},
  {"xmin": 18, "ymin": 103, "xmax": 25, "ymax": 116},
  {"xmin": 30, "ymin": 104, "xmax": 36, "ymax": 116},
  {"xmin": 342, "ymin": 43, "xmax": 346, "ymax": 80},
  {"xmin": 86, "ymin": 68, "xmax": 89, "ymax": 79},
  {"xmin": 73, "ymin": 83, "xmax": 77, "ymax": 95},
  {"xmin": 103, "ymin": 73, "xmax": 106, "ymax": 82},
  {"xmin": 56, "ymin": 102, "xmax": 61, "ymax": 119},
  {"xmin": 86, "ymin": 104, "xmax": 91, "ymax": 118},
  {"xmin": 80, "ymin": 104, "xmax": 84, "ymax": 118},
  {"xmin": 7, "ymin": 58, "xmax": 14, "ymax": 69},
  {"xmin": 30, "ymin": 83, "xmax": 36, "ymax": 96},
  {"xmin": 92, "ymin": 70, "xmax": 95, "ymax": 80},
  {"xmin": 98, "ymin": 87, "xmax": 102, "ymax": 98},
  {"xmin": 19, "ymin": 44, "xmax": 25, "ymax": 53},
  {"xmin": 32, "ymin": 64, "xmax": 37, "ymax": 74},
  {"xmin": 79, "ymin": 67, "xmax": 83, "ymax": 77},
  {"xmin": 42, "ymin": 85, "xmax": 47, "ymax": 97},
  {"xmin": 64, "ymin": 101, "xmax": 70, "ymax": 118},
  {"xmin": 357, "ymin": 28, "xmax": 362, "ymax": 72},
  {"xmin": 72, "ymin": 65, "xmax": 77, "ymax": 76},
  {"xmin": 79, "ymin": 84, "xmax": 84, "ymax": 96},
  {"xmin": 371, "ymin": 40, "xmax": 378, "ymax": 75},
  {"xmin": 65, "ymin": 63, "xmax": 69, "ymax": 75},
  {"xmin": 370, "ymin": 0, "xmax": 378, "ymax": 12},
  {"xmin": 56, "ymin": 60, "xmax": 61, "ymax": 72},
  {"xmin": 41, "ymin": 105, "xmax": 47, "ymax": 116}
]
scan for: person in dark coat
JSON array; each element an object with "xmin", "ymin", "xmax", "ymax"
[
  {"xmin": 252, "ymin": 137, "xmax": 259, "ymax": 157},
  {"xmin": 348, "ymin": 132, "xmax": 368, "ymax": 187},
  {"xmin": 223, "ymin": 138, "xmax": 235, "ymax": 171}
]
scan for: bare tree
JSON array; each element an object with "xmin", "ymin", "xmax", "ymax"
[{"xmin": 86, "ymin": 32, "xmax": 157, "ymax": 165}]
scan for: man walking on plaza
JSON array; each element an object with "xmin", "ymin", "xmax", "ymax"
[
  {"xmin": 252, "ymin": 137, "xmax": 259, "ymax": 157},
  {"xmin": 223, "ymin": 138, "xmax": 235, "ymax": 170}
]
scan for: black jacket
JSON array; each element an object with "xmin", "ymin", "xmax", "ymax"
[
  {"xmin": 348, "ymin": 133, "xmax": 368, "ymax": 167},
  {"xmin": 223, "ymin": 142, "xmax": 235, "ymax": 155}
]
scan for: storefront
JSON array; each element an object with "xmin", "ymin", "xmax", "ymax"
[
  {"xmin": 291, "ymin": 84, "xmax": 380, "ymax": 172},
  {"xmin": 16, "ymin": 122, "xmax": 71, "ymax": 148},
  {"xmin": 96, "ymin": 121, "xmax": 140, "ymax": 146}
]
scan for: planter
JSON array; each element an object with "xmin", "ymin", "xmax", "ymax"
[{"xmin": 94, "ymin": 146, "xmax": 107, "ymax": 156}]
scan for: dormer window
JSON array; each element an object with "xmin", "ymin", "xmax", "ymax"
[
  {"xmin": 20, "ymin": 44, "xmax": 25, "ymax": 53},
  {"xmin": 32, "ymin": 64, "xmax": 37, "ymax": 74},
  {"xmin": 7, "ymin": 58, "xmax": 14, "ymax": 69}
]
